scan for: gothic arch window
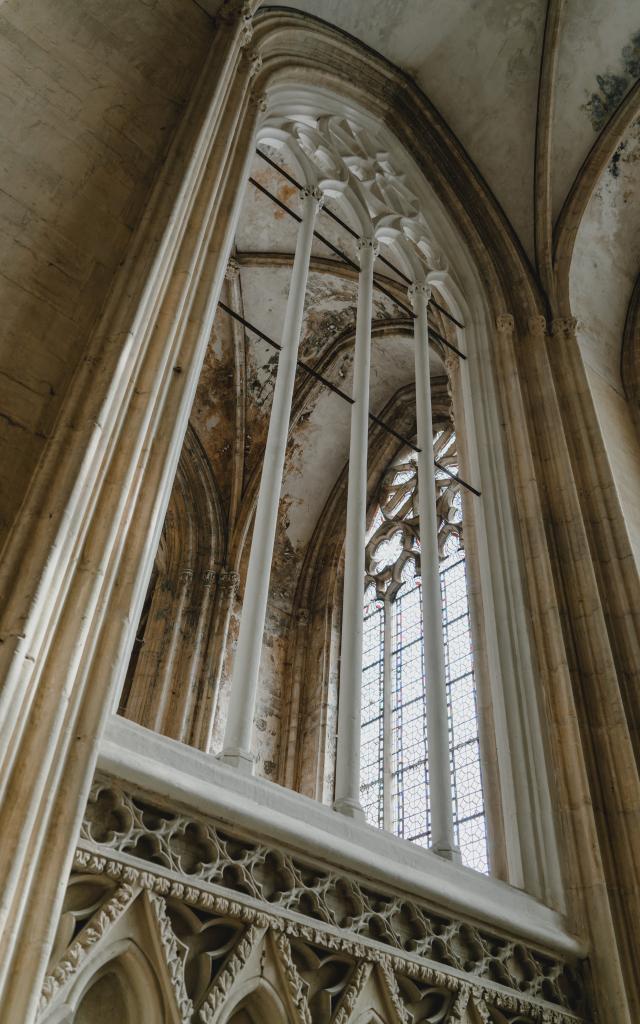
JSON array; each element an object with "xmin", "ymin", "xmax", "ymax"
[{"xmin": 360, "ymin": 414, "xmax": 488, "ymax": 872}]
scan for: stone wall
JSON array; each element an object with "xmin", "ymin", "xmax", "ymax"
[{"xmin": 0, "ymin": 0, "xmax": 213, "ymax": 546}]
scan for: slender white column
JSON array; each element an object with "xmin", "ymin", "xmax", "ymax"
[
  {"xmin": 219, "ymin": 186, "xmax": 323, "ymax": 771},
  {"xmin": 334, "ymin": 236, "xmax": 379, "ymax": 817},
  {"xmin": 410, "ymin": 282, "xmax": 460, "ymax": 860}
]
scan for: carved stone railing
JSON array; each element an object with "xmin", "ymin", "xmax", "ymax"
[{"xmin": 38, "ymin": 722, "xmax": 589, "ymax": 1024}]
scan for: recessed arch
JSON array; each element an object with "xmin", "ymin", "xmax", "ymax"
[{"xmin": 221, "ymin": 976, "xmax": 290, "ymax": 1024}]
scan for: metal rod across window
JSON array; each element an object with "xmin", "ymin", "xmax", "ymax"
[{"xmin": 218, "ymin": 300, "xmax": 480, "ymax": 496}]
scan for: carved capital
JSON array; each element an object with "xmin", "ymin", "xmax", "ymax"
[
  {"xmin": 408, "ymin": 281, "xmax": 432, "ymax": 309},
  {"xmin": 300, "ymin": 185, "xmax": 324, "ymax": 209},
  {"xmin": 219, "ymin": 569, "xmax": 240, "ymax": 596},
  {"xmin": 357, "ymin": 236, "xmax": 380, "ymax": 259},
  {"xmin": 528, "ymin": 314, "xmax": 547, "ymax": 338},
  {"xmin": 551, "ymin": 316, "xmax": 578, "ymax": 340},
  {"xmin": 495, "ymin": 313, "xmax": 515, "ymax": 334},
  {"xmin": 203, "ymin": 569, "xmax": 217, "ymax": 588},
  {"xmin": 179, "ymin": 567, "xmax": 194, "ymax": 584}
]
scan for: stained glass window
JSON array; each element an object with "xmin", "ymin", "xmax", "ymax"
[{"xmin": 360, "ymin": 422, "xmax": 488, "ymax": 872}]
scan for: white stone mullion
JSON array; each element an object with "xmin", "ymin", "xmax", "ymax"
[
  {"xmin": 220, "ymin": 185, "xmax": 324, "ymax": 771},
  {"xmin": 334, "ymin": 236, "xmax": 378, "ymax": 819},
  {"xmin": 410, "ymin": 282, "xmax": 459, "ymax": 861},
  {"xmin": 382, "ymin": 598, "xmax": 393, "ymax": 831}
]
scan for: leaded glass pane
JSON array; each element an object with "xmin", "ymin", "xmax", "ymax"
[{"xmin": 359, "ymin": 426, "xmax": 488, "ymax": 873}]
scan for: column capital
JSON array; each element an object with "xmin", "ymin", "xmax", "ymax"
[
  {"xmin": 495, "ymin": 313, "xmax": 515, "ymax": 334},
  {"xmin": 528, "ymin": 315, "xmax": 547, "ymax": 338},
  {"xmin": 357, "ymin": 236, "xmax": 380, "ymax": 259},
  {"xmin": 551, "ymin": 316, "xmax": 578, "ymax": 340},
  {"xmin": 219, "ymin": 569, "xmax": 240, "ymax": 596},
  {"xmin": 408, "ymin": 281, "xmax": 432, "ymax": 309},
  {"xmin": 299, "ymin": 185, "xmax": 324, "ymax": 209}
]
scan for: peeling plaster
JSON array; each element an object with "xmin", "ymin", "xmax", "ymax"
[{"xmin": 583, "ymin": 30, "xmax": 640, "ymax": 131}]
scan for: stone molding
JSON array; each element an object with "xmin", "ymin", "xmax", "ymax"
[{"xmin": 147, "ymin": 891, "xmax": 194, "ymax": 1022}]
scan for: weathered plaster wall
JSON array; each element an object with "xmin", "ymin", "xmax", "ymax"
[
  {"xmin": 570, "ymin": 118, "xmax": 640, "ymax": 563},
  {"xmin": 552, "ymin": 3, "xmax": 640, "ymax": 221},
  {"xmin": 0, "ymin": 0, "xmax": 213, "ymax": 546}
]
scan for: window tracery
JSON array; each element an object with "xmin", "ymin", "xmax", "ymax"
[{"xmin": 361, "ymin": 417, "xmax": 488, "ymax": 872}]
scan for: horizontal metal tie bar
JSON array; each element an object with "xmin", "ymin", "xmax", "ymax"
[
  {"xmin": 218, "ymin": 300, "xmax": 354, "ymax": 407},
  {"xmin": 255, "ymin": 147, "xmax": 466, "ymax": 331},
  {"xmin": 218, "ymin": 301, "xmax": 481, "ymax": 495},
  {"xmin": 248, "ymin": 176, "xmax": 466, "ymax": 361}
]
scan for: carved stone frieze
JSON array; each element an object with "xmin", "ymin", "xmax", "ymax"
[
  {"xmin": 47, "ymin": 846, "xmax": 587, "ymax": 1024},
  {"xmin": 71, "ymin": 776, "xmax": 587, "ymax": 1023}
]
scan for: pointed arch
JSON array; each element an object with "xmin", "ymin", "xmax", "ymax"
[{"xmin": 119, "ymin": 423, "xmax": 226, "ymax": 749}]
